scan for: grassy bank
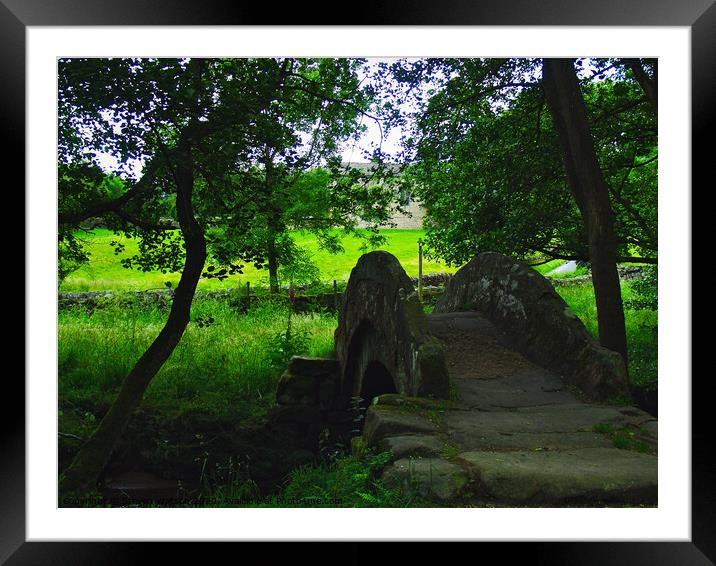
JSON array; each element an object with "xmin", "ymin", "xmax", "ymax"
[
  {"xmin": 59, "ymin": 299, "xmax": 336, "ymax": 423},
  {"xmin": 59, "ymin": 278, "xmax": 656, "ymax": 420},
  {"xmin": 58, "ymin": 299, "xmax": 337, "ymax": 486},
  {"xmin": 61, "ymin": 228, "xmax": 459, "ymax": 292},
  {"xmin": 556, "ymin": 279, "xmax": 657, "ymax": 390}
]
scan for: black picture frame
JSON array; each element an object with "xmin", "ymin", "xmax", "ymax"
[{"xmin": 6, "ymin": 1, "xmax": 708, "ymax": 562}]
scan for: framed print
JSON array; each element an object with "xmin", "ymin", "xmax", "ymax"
[{"xmin": 7, "ymin": 0, "xmax": 710, "ymax": 562}]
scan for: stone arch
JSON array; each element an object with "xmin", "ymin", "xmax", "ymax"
[
  {"xmin": 334, "ymin": 251, "xmax": 450, "ymax": 407},
  {"xmin": 342, "ymin": 320, "xmax": 399, "ymax": 409},
  {"xmin": 361, "ymin": 361, "xmax": 398, "ymax": 404}
]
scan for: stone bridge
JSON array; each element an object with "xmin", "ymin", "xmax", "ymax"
[
  {"xmin": 333, "ymin": 251, "xmax": 450, "ymax": 406},
  {"xmin": 273, "ymin": 251, "xmax": 657, "ymax": 507}
]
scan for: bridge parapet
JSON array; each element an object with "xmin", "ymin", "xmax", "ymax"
[
  {"xmin": 435, "ymin": 252, "xmax": 629, "ymax": 401},
  {"xmin": 334, "ymin": 251, "xmax": 450, "ymax": 407}
]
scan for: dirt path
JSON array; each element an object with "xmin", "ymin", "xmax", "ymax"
[{"xmin": 365, "ymin": 311, "xmax": 658, "ymax": 506}]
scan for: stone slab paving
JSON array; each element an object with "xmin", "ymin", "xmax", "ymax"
[
  {"xmin": 368, "ymin": 311, "xmax": 658, "ymax": 507},
  {"xmin": 457, "ymin": 448, "xmax": 657, "ymax": 505}
]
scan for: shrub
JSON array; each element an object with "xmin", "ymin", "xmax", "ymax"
[
  {"xmin": 267, "ymin": 325, "xmax": 311, "ymax": 369},
  {"xmin": 625, "ymin": 265, "xmax": 657, "ymax": 311}
]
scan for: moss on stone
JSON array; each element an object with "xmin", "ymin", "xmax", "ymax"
[
  {"xmin": 592, "ymin": 423, "xmax": 656, "ymax": 455},
  {"xmin": 373, "ymin": 394, "xmax": 451, "ymax": 412},
  {"xmin": 416, "ymin": 339, "xmax": 450, "ymax": 399},
  {"xmin": 276, "ymin": 372, "xmax": 317, "ymax": 406},
  {"xmin": 440, "ymin": 442, "xmax": 462, "ymax": 461},
  {"xmin": 351, "ymin": 436, "xmax": 367, "ymax": 458},
  {"xmin": 401, "ymin": 292, "xmax": 429, "ymax": 340}
]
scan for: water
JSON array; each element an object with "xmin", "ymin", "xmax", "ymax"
[{"xmin": 546, "ymin": 260, "xmax": 577, "ymax": 276}]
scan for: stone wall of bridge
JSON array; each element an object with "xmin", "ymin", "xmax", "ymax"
[
  {"xmin": 334, "ymin": 251, "xmax": 451, "ymax": 407},
  {"xmin": 435, "ymin": 252, "xmax": 629, "ymax": 401}
]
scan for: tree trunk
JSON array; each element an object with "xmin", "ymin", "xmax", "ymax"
[
  {"xmin": 59, "ymin": 136, "xmax": 207, "ymax": 495},
  {"xmin": 267, "ymin": 228, "xmax": 280, "ymax": 294},
  {"xmin": 624, "ymin": 58, "xmax": 657, "ymax": 114},
  {"xmin": 263, "ymin": 153, "xmax": 281, "ymax": 294},
  {"xmin": 542, "ymin": 58, "xmax": 629, "ymax": 366}
]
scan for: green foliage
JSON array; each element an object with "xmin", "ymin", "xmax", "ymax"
[
  {"xmin": 58, "ymin": 228, "xmax": 90, "ymax": 284},
  {"xmin": 385, "ymin": 58, "xmax": 657, "ymax": 267},
  {"xmin": 58, "ymin": 162, "xmax": 122, "ymax": 220},
  {"xmin": 441, "ymin": 443, "xmax": 461, "ymax": 460},
  {"xmin": 193, "ymin": 448, "xmax": 429, "ymax": 508},
  {"xmin": 117, "ymin": 230, "xmax": 186, "ymax": 274},
  {"xmin": 57, "ymin": 163, "xmax": 133, "ymax": 283},
  {"xmin": 624, "ymin": 266, "xmax": 657, "ymax": 311},
  {"xmin": 276, "ymin": 238, "xmax": 321, "ymax": 287},
  {"xmin": 276, "ymin": 449, "xmax": 418, "ymax": 507},
  {"xmin": 267, "ymin": 325, "xmax": 311, "ymax": 369}
]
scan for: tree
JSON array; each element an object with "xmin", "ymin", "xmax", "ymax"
[
  {"xmin": 389, "ymin": 58, "xmax": 656, "ymax": 266},
  {"xmin": 200, "ymin": 58, "xmax": 397, "ymax": 293},
  {"xmin": 542, "ymin": 57, "xmax": 628, "ymax": 363},
  {"xmin": 57, "ymin": 57, "xmax": 385, "ymax": 493},
  {"xmin": 58, "ymin": 57, "xmax": 214, "ymax": 493},
  {"xmin": 387, "ymin": 57, "xmax": 657, "ymax": 365}
]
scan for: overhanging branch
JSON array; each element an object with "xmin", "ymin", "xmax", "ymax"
[{"xmin": 58, "ymin": 159, "xmax": 160, "ymax": 226}]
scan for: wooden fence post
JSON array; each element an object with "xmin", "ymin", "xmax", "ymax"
[
  {"xmin": 333, "ymin": 279, "xmax": 338, "ymax": 313},
  {"xmin": 418, "ymin": 238, "xmax": 424, "ymax": 303}
]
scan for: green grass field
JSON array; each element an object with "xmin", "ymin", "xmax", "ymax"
[
  {"xmin": 59, "ymin": 301, "xmax": 336, "ymax": 422},
  {"xmin": 61, "ymin": 228, "xmax": 460, "ymax": 292}
]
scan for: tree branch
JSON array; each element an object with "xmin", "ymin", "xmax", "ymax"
[
  {"xmin": 592, "ymin": 95, "xmax": 649, "ymax": 125},
  {"xmin": 535, "ymin": 247, "xmax": 657, "ymax": 264},
  {"xmin": 58, "ymin": 159, "xmax": 160, "ymax": 226},
  {"xmin": 426, "ymin": 81, "xmax": 539, "ymax": 118},
  {"xmin": 623, "ymin": 58, "xmax": 658, "ymax": 113},
  {"xmin": 282, "ymin": 83, "xmax": 384, "ymax": 142},
  {"xmin": 112, "ymin": 209, "xmax": 174, "ymax": 231}
]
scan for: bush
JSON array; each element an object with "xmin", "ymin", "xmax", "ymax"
[
  {"xmin": 624, "ymin": 265, "xmax": 657, "ymax": 311},
  {"xmin": 267, "ymin": 325, "xmax": 311, "ymax": 369}
]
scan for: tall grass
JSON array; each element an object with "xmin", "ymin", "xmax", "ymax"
[
  {"xmin": 58, "ymin": 298, "xmax": 337, "ymax": 423},
  {"xmin": 555, "ymin": 280, "xmax": 658, "ymax": 389}
]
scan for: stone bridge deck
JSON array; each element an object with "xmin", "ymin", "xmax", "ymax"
[{"xmin": 364, "ymin": 311, "xmax": 658, "ymax": 507}]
